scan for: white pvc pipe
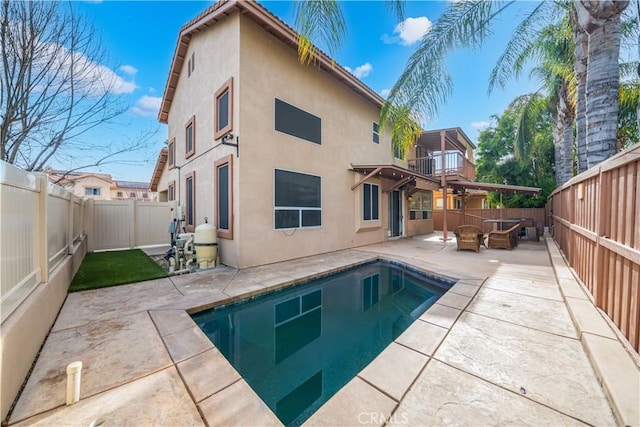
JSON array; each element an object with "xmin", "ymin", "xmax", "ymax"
[{"xmin": 66, "ymin": 361, "xmax": 82, "ymax": 405}]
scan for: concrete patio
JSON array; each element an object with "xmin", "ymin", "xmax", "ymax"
[{"xmin": 5, "ymin": 234, "xmax": 639, "ymax": 426}]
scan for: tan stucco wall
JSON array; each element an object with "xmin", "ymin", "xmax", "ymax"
[
  {"xmin": 0, "ymin": 238, "xmax": 87, "ymax": 419},
  {"xmin": 160, "ymin": 13, "xmax": 240, "ymax": 265},
  {"xmin": 158, "ymin": 11, "xmax": 440, "ymax": 268},
  {"xmin": 236, "ymin": 16, "xmax": 400, "ymax": 268}
]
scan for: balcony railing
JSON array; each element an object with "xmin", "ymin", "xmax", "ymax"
[{"xmin": 407, "ymin": 152, "xmax": 475, "ymax": 181}]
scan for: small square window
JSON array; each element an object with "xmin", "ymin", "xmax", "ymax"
[
  {"xmin": 130, "ymin": 192, "xmax": 136, "ymax": 198},
  {"xmin": 372, "ymin": 122, "xmax": 379, "ymax": 144},
  {"xmin": 214, "ymin": 78, "xmax": 233, "ymax": 140},
  {"xmin": 117, "ymin": 191, "xmax": 123, "ymax": 198},
  {"xmin": 185, "ymin": 116, "xmax": 195, "ymax": 158}
]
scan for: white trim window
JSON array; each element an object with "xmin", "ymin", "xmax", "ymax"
[
  {"xmin": 409, "ymin": 190, "xmax": 433, "ymax": 220},
  {"xmin": 274, "ymin": 169, "xmax": 321, "ymax": 229},
  {"xmin": 372, "ymin": 122, "xmax": 379, "ymax": 144}
]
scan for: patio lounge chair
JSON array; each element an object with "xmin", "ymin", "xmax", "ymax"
[
  {"xmin": 487, "ymin": 223, "xmax": 520, "ymax": 250},
  {"xmin": 454, "ymin": 225, "xmax": 485, "ymax": 252}
]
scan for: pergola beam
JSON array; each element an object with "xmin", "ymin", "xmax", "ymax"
[{"xmin": 351, "ymin": 167, "xmax": 382, "ymax": 191}]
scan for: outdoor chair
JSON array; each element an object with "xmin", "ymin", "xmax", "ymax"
[
  {"xmin": 454, "ymin": 225, "xmax": 486, "ymax": 252},
  {"xmin": 487, "ymin": 223, "xmax": 520, "ymax": 250}
]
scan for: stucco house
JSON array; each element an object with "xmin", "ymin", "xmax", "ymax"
[
  {"xmin": 47, "ymin": 170, "xmax": 157, "ymax": 201},
  {"xmin": 150, "ymin": 0, "xmax": 450, "ymax": 269}
]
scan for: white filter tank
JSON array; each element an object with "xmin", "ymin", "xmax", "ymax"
[{"xmin": 194, "ymin": 220, "xmax": 218, "ymax": 269}]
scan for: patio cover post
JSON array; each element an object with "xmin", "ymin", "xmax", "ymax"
[{"xmin": 440, "ymin": 130, "xmax": 450, "ymax": 240}]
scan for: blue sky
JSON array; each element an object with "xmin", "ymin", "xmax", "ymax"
[{"xmin": 63, "ymin": 0, "xmax": 542, "ymax": 183}]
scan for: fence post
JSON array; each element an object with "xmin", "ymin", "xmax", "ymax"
[
  {"xmin": 129, "ymin": 199, "xmax": 136, "ymax": 249},
  {"xmin": 38, "ymin": 174, "xmax": 49, "ymax": 283},
  {"xmin": 67, "ymin": 194, "xmax": 74, "ymax": 255},
  {"xmin": 85, "ymin": 198, "xmax": 95, "ymax": 252},
  {"xmin": 593, "ymin": 165, "xmax": 606, "ymax": 307}
]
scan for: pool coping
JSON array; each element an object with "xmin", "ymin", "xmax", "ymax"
[{"xmin": 149, "ymin": 255, "xmax": 474, "ymax": 426}]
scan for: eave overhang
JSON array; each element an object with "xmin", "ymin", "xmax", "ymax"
[
  {"xmin": 349, "ymin": 164, "xmax": 441, "ymax": 192},
  {"xmin": 158, "ymin": 0, "xmax": 384, "ymax": 124}
]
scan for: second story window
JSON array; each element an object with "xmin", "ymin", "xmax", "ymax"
[
  {"xmin": 116, "ymin": 191, "xmax": 123, "ymax": 198},
  {"xmin": 168, "ymin": 138, "xmax": 175, "ymax": 169},
  {"xmin": 372, "ymin": 122, "xmax": 379, "ymax": 144},
  {"xmin": 274, "ymin": 98, "xmax": 321, "ymax": 145},
  {"xmin": 85, "ymin": 187, "xmax": 100, "ymax": 196},
  {"xmin": 130, "ymin": 192, "xmax": 136, "ymax": 198},
  {"xmin": 215, "ymin": 78, "xmax": 233, "ymax": 139},
  {"xmin": 185, "ymin": 116, "xmax": 195, "ymax": 158}
]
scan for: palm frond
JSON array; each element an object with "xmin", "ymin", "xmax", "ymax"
[
  {"xmin": 383, "ymin": 103, "xmax": 423, "ymax": 160},
  {"xmin": 488, "ymin": 1, "xmax": 555, "ymax": 93},
  {"xmin": 382, "ymin": 1, "xmax": 517, "ymax": 128},
  {"xmin": 385, "ymin": 0, "xmax": 405, "ymax": 22},
  {"xmin": 293, "ymin": 0, "xmax": 347, "ymax": 64},
  {"xmin": 509, "ymin": 93, "xmax": 546, "ymax": 160}
]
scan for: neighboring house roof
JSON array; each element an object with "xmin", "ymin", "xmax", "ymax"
[
  {"xmin": 115, "ymin": 181, "xmax": 151, "ymax": 190},
  {"xmin": 47, "ymin": 170, "xmax": 113, "ymax": 187},
  {"xmin": 149, "ymin": 148, "xmax": 168, "ymax": 192},
  {"xmin": 158, "ymin": 0, "xmax": 384, "ymax": 124}
]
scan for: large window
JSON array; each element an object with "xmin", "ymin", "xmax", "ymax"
[
  {"xmin": 274, "ymin": 169, "xmax": 321, "ymax": 229},
  {"xmin": 363, "ymin": 183, "xmax": 379, "ymax": 221},
  {"xmin": 215, "ymin": 155, "xmax": 233, "ymax": 239},
  {"xmin": 215, "ymin": 78, "xmax": 233, "ymax": 139},
  {"xmin": 185, "ymin": 171, "xmax": 196, "ymax": 232},
  {"xmin": 274, "ymin": 98, "xmax": 321, "ymax": 145},
  {"xmin": 168, "ymin": 138, "xmax": 175, "ymax": 169},
  {"xmin": 372, "ymin": 122, "xmax": 379, "ymax": 144},
  {"xmin": 409, "ymin": 190, "xmax": 433, "ymax": 220},
  {"xmin": 85, "ymin": 187, "xmax": 100, "ymax": 196},
  {"xmin": 185, "ymin": 116, "xmax": 195, "ymax": 158}
]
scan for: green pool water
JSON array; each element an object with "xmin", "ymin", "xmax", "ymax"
[{"xmin": 192, "ymin": 260, "xmax": 453, "ymax": 426}]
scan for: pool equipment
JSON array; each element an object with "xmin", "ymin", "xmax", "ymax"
[
  {"xmin": 163, "ymin": 217, "xmax": 217, "ymax": 274},
  {"xmin": 194, "ymin": 218, "xmax": 218, "ymax": 269}
]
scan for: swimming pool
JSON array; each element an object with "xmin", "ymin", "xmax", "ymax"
[{"xmin": 192, "ymin": 260, "xmax": 454, "ymax": 426}]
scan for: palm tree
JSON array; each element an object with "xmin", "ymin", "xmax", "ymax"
[
  {"xmin": 574, "ymin": 1, "xmax": 630, "ymax": 168},
  {"xmin": 490, "ymin": 14, "xmax": 577, "ymax": 186},
  {"xmin": 292, "ymin": 0, "xmax": 630, "ymax": 173}
]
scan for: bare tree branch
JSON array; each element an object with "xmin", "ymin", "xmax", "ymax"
[{"xmin": 0, "ymin": 0, "xmax": 133, "ymax": 173}]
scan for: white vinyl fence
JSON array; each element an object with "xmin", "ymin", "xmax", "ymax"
[
  {"xmin": 0, "ymin": 162, "xmax": 84, "ymax": 322},
  {"xmin": 89, "ymin": 200, "xmax": 173, "ymax": 251},
  {"xmin": 1, "ymin": 161, "xmax": 173, "ymax": 322}
]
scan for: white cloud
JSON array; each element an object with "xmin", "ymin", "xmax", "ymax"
[
  {"xmin": 383, "ymin": 17, "xmax": 433, "ymax": 46},
  {"xmin": 35, "ymin": 42, "xmax": 138, "ymax": 96},
  {"xmin": 118, "ymin": 65, "xmax": 138, "ymax": 76},
  {"xmin": 344, "ymin": 62, "xmax": 372, "ymax": 79},
  {"xmin": 129, "ymin": 95, "xmax": 162, "ymax": 117},
  {"xmin": 471, "ymin": 121, "xmax": 490, "ymax": 130},
  {"xmin": 380, "ymin": 88, "xmax": 391, "ymax": 98}
]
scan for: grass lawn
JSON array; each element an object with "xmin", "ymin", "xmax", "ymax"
[{"xmin": 69, "ymin": 249, "xmax": 168, "ymax": 292}]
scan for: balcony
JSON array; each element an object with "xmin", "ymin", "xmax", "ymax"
[{"xmin": 407, "ymin": 152, "xmax": 475, "ymax": 181}]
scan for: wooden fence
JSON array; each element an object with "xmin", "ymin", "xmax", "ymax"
[
  {"xmin": 549, "ymin": 143, "xmax": 639, "ymax": 352},
  {"xmin": 434, "ymin": 208, "xmax": 547, "ymax": 233}
]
